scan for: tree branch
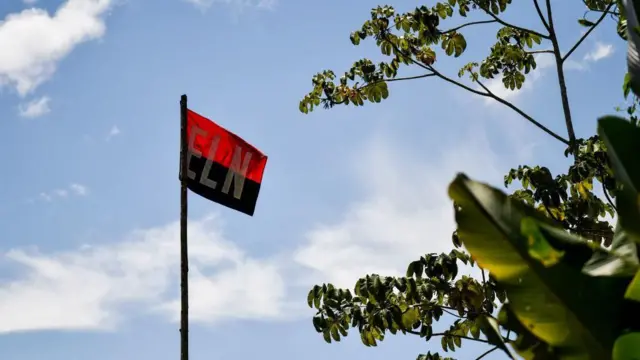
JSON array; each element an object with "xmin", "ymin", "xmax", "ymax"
[
  {"xmin": 383, "ymin": 37, "xmax": 570, "ymax": 145},
  {"xmin": 431, "ymin": 332, "xmax": 490, "ymax": 343},
  {"xmin": 442, "ymin": 308, "xmax": 467, "ymax": 319},
  {"xmin": 325, "ymin": 73, "xmax": 437, "ymax": 106},
  {"xmin": 425, "ymin": 65, "xmax": 491, "ymax": 97},
  {"xmin": 547, "ymin": 0, "xmax": 577, "ymax": 152},
  {"xmin": 603, "ymin": 183, "xmax": 618, "ymax": 212},
  {"xmin": 533, "ymin": 0, "xmax": 550, "ymax": 31},
  {"xmin": 471, "ymin": 0, "xmax": 550, "ymax": 39},
  {"xmin": 563, "ymin": 3, "xmax": 615, "ymax": 62},
  {"xmin": 439, "ymin": 20, "xmax": 498, "ymax": 34},
  {"xmin": 476, "ymin": 346, "xmax": 499, "ymax": 360},
  {"xmin": 473, "ymin": 75, "xmax": 571, "ymax": 145},
  {"xmin": 527, "ymin": 49, "xmax": 554, "ymax": 54},
  {"xmin": 385, "ymin": 73, "xmax": 437, "ymax": 82}
]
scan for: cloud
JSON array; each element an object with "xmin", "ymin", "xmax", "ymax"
[
  {"xmin": 481, "ymin": 41, "xmax": 614, "ymax": 104},
  {"xmin": 0, "ymin": 0, "xmax": 113, "ymax": 96},
  {"xmin": 183, "ymin": 0, "xmax": 276, "ymax": 11},
  {"xmin": 33, "ymin": 183, "xmax": 88, "ymax": 203},
  {"xmin": 18, "ymin": 96, "xmax": 51, "ymax": 118},
  {"xmin": 70, "ymin": 183, "xmax": 88, "ymax": 196},
  {"xmin": 0, "ymin": 215, "xmax": 286, "ymax": 333},
  {"xmin": 482, "ymin": 53, "xmax": 554, "ymax": 105},
  {"xmin": 105, "ymin": 125, "xmax": 120, "ymax": 141},
  {"xmin": 564, "ymin": 42, "xmax": 615, "ymax": 72},
  {"xmin": 293, "ymin": 125, "xmax": 509, "ymax": 290},
  {"xmin": 584, "ymin": 42, "xmax": 614, "ymax": 62}
]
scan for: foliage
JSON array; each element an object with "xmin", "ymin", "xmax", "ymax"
[
  {"xmin": 298, "ymin": 0, "xmax": 640, "ymax": 359},
  {"xmin": 448, "ymin": 116, "xmax": 640, "ymax": 359}
]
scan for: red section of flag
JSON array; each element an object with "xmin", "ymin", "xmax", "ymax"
[{"xmin": 186, "ymin": 109, "xmax": 267, "ymax": 184}]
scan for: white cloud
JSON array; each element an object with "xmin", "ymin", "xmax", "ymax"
[
  {"xmin": 293, "ymin": 126, "xmax": 508, "ymax": 290},
  {"xmin": 38, "ymin": 192, "xmax": 52, "ymax": 202},
  {"xmin": 482, "ymin": 53, "xmax": 554, "ymax": 105},
  {"xmin": 183, "ymin": 0, "xmax": 276, "ymax": 11},
  {"xmin": 33, "ymin": 183, "xmax": 88, "ymax": 203},
  {"xmin": 480, "ymin": 41, "xmax": 614, "ymax": 104},
  {"xmin": 105, "ymin": 125, "xmax": 120, "ymax": 141},
  {"xmin": 0, "ymin": 0, "xmax": 113, "ymax": 96},
  {"xmin": 18, "ymin": 96, "xmax": 51, "ymax": 118},
  {"xmin": 0, "ymin": 215, "xmax": 286, "ymax": 333},
  {"xmin": 53, "ymin": 189, "xmax": 68, "ymax": 198},
  {"xmin": 584, "ymin": 42, "xmax": 614, "ymax": 62},
  {"xmin": 70, "ymin": 183, "xmax": 88, "ymax": 196}
]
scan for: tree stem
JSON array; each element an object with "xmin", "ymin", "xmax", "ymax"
[
  {"xmin": 476, "ymin": 346, "xmax": 499, "ymax": 360},
  {"xmin": 562, "ymin": 3, "xmax": 614, "ymax": 62},
  {"xmin": 547, "ymin": 0, "xmax": 577, "ymax": 154}
]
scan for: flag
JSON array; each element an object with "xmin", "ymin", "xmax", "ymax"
[{"xmin": 183, "ymin": 109, "xmax": 267, "ymax": 216}]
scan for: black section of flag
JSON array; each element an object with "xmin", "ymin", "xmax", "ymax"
[{"xmin": 186, "ymin": 151, "xmax": 261, "ymax": 216}]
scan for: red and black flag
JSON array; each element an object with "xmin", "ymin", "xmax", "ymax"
[{"xmin": 183, "ymin": 109, "xmax": 267, "ymax": 216}]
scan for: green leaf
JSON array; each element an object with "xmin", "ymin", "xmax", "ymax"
[
  {"xmin": 307, "ymin": 288, "xmax": 315, "ymax": 308},
  {"xmin": 402, "ymin": 307, "xmax": 420, "ymax": 329},
  {"xmin": 498, "ymin": 304, "xmax": 558, "ymax": 360},
  {"xmin": 613, "ymin": 332, "xmax": 640, "ymax": 360},
  {"xmin": 598, "ymin": 116, "xmax": 640, "ymax": 241},
  {"xmin": 624, "ymin": 270, "xmax": 640, "ymax": 301},
  {"xmin": 448, "ymin": 173, "xmax": 631, "ymax": 359},
  {"xmin": 478, "ymin": 315, "xmax": 514, "ymax": 358},
  {"xmin": 578, "ymin": 19, "xmax": 596, "ymax": 27},
  {"xmin": 323, "ymin": 329, "xmax": 332, "ymax": 343},
  {"xmin": 624, "ymin": 0, "xmax": 640, "ymax": 97},
  {"xmin": 330, "ymin": 325, "xmax": 341, "ymax": 341},
  {"xmin": 521, "ymin": 217, "xmax": 565, "ymax": 267},
  {"xmin": 583, "ymin": 223, "xmax": 640, "ymax": 277},
  {"xmin": 623, "ymin": 72, "xmax": 632, "ymax": 99}
]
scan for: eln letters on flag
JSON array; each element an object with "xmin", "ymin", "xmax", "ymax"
[{"xmin": 183, "ymin": 109, "xmax": 267, "ymax": 216}]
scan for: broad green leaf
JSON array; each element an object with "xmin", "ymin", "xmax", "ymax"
[
  {"xmin": 624, "ymin": 0, "xmax": 640, "ymax": 97},
  {"xmin": 598, "ymin": 116, "xmax": 640, "ymax": 241},
  {"xmin": 477, "ymin": 315, "xmax": 513, "ymax": 358},
  {"xmin": 448, "ymin": 173, "xmax": 631, "ymax": 359},
  {"xmin": 612, "ymin": 332, "xmax": 640, "ymax": 360},
  {"xmin": 583, "ymin": 223, "xmax": 640, "ymax": 277},
  {"xmin": 624, "ymin": 271, "xmax": 640, "ymax": 301},
  {"xmin": 521, "ymin": 218, "xmax": 565, "ymax": 267},
  {"xmin": 498, "ymin": 304, "xmax": 559, "ymax": 360}
]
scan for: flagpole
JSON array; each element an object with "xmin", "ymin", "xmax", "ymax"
[{"xmin": 179, "ymin": 94, "xmax": 190, "ymax": 360}]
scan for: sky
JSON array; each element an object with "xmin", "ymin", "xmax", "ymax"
[{"xmin": 0, "ymin": 0, "xmax": 627, "ymax": 359}]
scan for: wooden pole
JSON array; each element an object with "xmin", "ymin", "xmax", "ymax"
[{"xmin": 179, "ymin": 94, "xmax": 190, "ymax": 360}]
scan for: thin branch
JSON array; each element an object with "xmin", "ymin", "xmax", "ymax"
[
  {"xmin": 603, "ymin": 183, "xmax": 618, "ymax": 212},
  {"xmin": 562, "ymin": 3, "xmax": 614, "ymax": 62},
  {"xmin": 325, "ymin": 73, "xmax": 436, "ymax": 105},
  {"xmin": 476, "ymin": 346, "xmax": 499, "ymax": 360},
  {"xmin": 425, "ymin": 65, "xmax": 491, "ymax": 97},
  {"xmin": 547, "ymin": 0, "xmax": 577, "ymax": 152},
  {"xmin": 527, "ymin": 49, "xmax": 554, "ymax": 54},
  {"xmin": 431, "ymin": 332, "xmax": 490, "ymax": 343},
  {"xmin": 383, "ymin": 36, "xmax": 570, "ymax": 145},
  {"xmin": 442, "ymin": 308, "xmax": 467, "ymax": 319},
  {"xmin": 473, "ymin": 75, "xmax": 571, "ymax": 145},
  {"xmin": 533, "ymin": 0, "xmax": 550, "ymax": 30},
  {"xmin": 471, "ymin": 0, "xmax": 550, "ymax": 39},
  {"xmin": 385, "ymin": 73, "xmax": 437, "ymax": 83},
  {"xmin": 439, "ymin": 20, "xmax": 498, "ymax": 34}
]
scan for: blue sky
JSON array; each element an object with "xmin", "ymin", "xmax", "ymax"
[{"xmin": 0, "ymin": 0, "xmax": 626, "ymax": 359}]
